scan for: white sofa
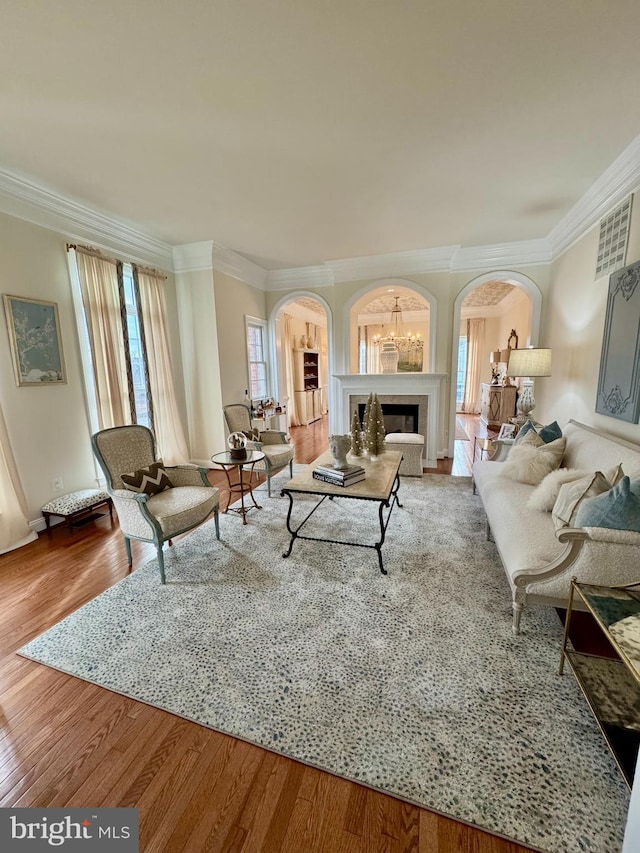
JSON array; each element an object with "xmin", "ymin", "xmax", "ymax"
[{"xmin": 472, "ymin": 419, "xmax": 640, "ymax": 634}]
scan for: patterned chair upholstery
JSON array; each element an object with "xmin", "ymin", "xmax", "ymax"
[
  {"xmin": 92, "ymin": 425, "xmax": 220, "ymax": 583},
  {"xmin": 223, "ymin": 403, "xmax": 295, "ymax": 497}
]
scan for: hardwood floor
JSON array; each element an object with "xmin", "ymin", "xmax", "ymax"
[{"xmin": 0, "ymin": 414, "xmax": 534, "ymax": 852}]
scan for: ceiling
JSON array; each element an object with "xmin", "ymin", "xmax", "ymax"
[{"xmin": 3, "ymin": 1, "xmax": 640, "ymax": 270}]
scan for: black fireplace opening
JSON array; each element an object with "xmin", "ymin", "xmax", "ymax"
[{"xmin": 357, "ymin": 403, "xmax": 419, "ymax": 434}]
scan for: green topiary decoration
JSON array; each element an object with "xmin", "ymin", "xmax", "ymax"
[
  {"xmin": 350, "ymin": 408, "xmax": 363, "ymax": 456},
  {"xmin": 362, "ymin": 393, "xmax": 372, "ymax": 438},
  {"xmin": 365, "ymin": 392, "xmax": 386, "ymax": 459}
]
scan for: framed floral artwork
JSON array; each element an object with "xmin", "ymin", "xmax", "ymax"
[{"xmin": 3, "ymin": 294, "xmax": 67, "ymax": 386}]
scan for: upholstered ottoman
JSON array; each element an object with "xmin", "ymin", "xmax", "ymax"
[
  {"xmin": 41, "ymin": 489, "xmax": 113, "ymax": 533},
  {"xmin": 384, "ymin": 433, "xmax": 424, "ymax": 476}
]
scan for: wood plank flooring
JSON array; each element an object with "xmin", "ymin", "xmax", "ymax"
[{"xmin": 0, "ymin": 415, "xmax": 535, "ymax": 852}]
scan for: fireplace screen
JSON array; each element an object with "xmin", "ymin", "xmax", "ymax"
[{"xmin": 358, "ymin": 403, "xmax": 419, "ymax": 434}]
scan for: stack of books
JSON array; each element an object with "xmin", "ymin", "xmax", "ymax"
[{"xmin": 312, "ymin": 463, "xmax": 366, "ymax": 487}]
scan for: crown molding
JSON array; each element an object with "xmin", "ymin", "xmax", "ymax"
[
  {"xmin": 450, "ymin": 238, "xmax": 552, "ymax": 272},
  {"xmin": 267, "ymin": 265, "xmax": 335, "ymax": 289},
  {"xmin": 547, "ymin": 133, "xmax": 640, "ymax": 258},
  {"xmin": 212, "ymin": 243, "xmax": 268, "ymax": 290},
  {"xmin": 172, "ymin": 241, "xmax": 214, "ymax": 272},
  {"xmin": 3, "ymin": 131, "xmax": 640, "ymax": 284},
  {"xmin": 0, "ymin": 168, "xmax": 174, "ymax": 269},
  {"xmin": 325, "ymin": 245, "xmax": 459, "ymax": 283}
]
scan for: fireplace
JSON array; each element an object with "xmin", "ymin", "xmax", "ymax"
[
  {"xmin": 332, "ymin": 373, "xmax": 446, "ymax": 466},
  {"xmin": 357, "ymin": 402, "xmax": 419, "ymax": 434}
]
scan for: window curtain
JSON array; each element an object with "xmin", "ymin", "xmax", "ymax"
[
  {"xmin": 462, "ymin": 318, "xmax": 485, "ymax": 414},
  {"xmin": 75, "ymin": 251, "xmax": 131, "ymax": 429},
  {"xmin": 283, "ymin": 313, "xmax": 300, "ymax": 427},
  {"xmin": 135, "ymin": 267, "xmax": 190, "ymax": 465},
  {"xmin": 0, "ymin": 403, "xmax": 37, "ymax": 554}
]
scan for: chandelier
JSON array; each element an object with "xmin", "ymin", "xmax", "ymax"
[{"xmin": 372, "ymin": 296, "xmax": 424, "ymax": 371}]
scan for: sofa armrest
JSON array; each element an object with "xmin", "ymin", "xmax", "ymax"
[
  {"xmin": 578, "ymin": 527, "xmax": 640, "ymax": 546},
  {"xmin": 512, "ymin": 526, "xmax": 640, "ymax": 598},
  {"xmin": 489, "ymin": 438, "xmax": 515, "ymax": 462}
]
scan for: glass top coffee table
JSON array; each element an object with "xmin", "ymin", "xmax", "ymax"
[
  {"xmin": 210, "ymin": 449, "xmax": 265, "ymax": 524},
  {"xmin": 280, "ymin": 450, "xmax": 403, "ymax": 574}
]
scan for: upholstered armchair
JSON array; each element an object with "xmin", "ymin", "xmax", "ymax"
[
  {"xmin": 223, "ymin": 403, "xmax": 295, "ymax": 496},
  {"xmin": 92, "ymin": 425, "xmax": 220, "ymax": 583}
]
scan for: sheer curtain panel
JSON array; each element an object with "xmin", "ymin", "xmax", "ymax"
[
  {"xmin": 0, "ymin": 404, "xmax": 37, "ymax": 554},
  {"xmin": 283, "ymin": 314, "xmax": 300, "ymax": 427},
  {"xmin": 135, "ymin": 268, "xmax": 190, "ymax": 465},
  {"xmin": 75, "ymin": 251, "xmax": 131, "ymax": 428},
  {"xmin": 462, "ymin": 318, "xmax": 485, "ymax": 414}
]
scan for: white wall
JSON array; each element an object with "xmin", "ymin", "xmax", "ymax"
[
  {"xmin": 537, "ymin": 190, "xmax": 640, "ymax": 444},
  {"xmin": 0, "ymin": 214, "xmax": 97, "ymax": 519}
]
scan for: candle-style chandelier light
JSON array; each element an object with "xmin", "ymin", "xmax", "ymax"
[{"xmin": 372, "ymin": 296, "xmax": 424, "ymax": 372}]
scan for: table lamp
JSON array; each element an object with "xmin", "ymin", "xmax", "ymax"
[
  {"xmin": 489, "ymin": 350, "xmax": 503, "ymax": 385},
  {"xmin": 506, "ymin": 348, "xmax": 552, "ymax": 424}
]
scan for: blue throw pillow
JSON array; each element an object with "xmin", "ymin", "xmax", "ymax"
[
  {"xmin": 538, "ymin": 420, "xmax": 562, "ymax": 443},
  {"xmin": 514, "ymin": 420, "xmax": 562, "ymax": 444},
  {"xmin": 574, "ymin": 476, "xmax": 640, "ymax": 531},
  {"xmin": 514, "ymin": 420, "xmax": 536, "ymax": 443}
]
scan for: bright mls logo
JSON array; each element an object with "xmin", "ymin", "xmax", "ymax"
[{"xmin": 0, "ymin": 808, "xmax": 138, "ymax": 851}]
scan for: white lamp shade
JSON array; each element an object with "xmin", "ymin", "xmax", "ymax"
[
  {"xmin": 490, "ymin": 350, "xmax": 502, "ymax": 363},
  {"xmin": 506, "ymin": 348, "xmax": 552, "ymax": 378}
]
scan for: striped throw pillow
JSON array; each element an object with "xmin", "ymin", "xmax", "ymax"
[{"xmin": 121, "ymin": 460, "xmax": 172, "ymax": 495}]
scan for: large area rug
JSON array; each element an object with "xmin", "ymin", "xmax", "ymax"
[{"xmin": 20, "ymin": 472, "xmax": 629, "ymax": 853}]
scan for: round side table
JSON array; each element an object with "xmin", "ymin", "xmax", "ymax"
[{"xmin": 210, "ymin": 450, "xmax": 266, "ymax": 524}]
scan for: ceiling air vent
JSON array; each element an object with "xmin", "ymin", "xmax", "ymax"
[{"xmin": 595, "ymin": 195, "xmax": 632, "ymax": 280}]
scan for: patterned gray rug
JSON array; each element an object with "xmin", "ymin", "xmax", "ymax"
[{"xmin": 19, "ymin": 473, "xmax": 629, "ymax": 853}]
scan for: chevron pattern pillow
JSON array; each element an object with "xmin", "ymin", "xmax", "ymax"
[{"xmin": 121, "ymin": 460, "xmax": 173, "ymax": 495}]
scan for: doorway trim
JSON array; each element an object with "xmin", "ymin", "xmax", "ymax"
[
  {"xmin": 448, "ymin": 271, "xmax": 542, "ymax": 458},
  {"xmin": 269, "ymin": 290, "xmax": 334, "ymax": 420}
]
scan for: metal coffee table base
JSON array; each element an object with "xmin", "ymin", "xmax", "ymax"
[{"xmin": 281, "ymin": 472, "xmax": 402, "ymax": 574}]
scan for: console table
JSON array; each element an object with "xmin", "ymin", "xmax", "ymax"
[
  {"xmin": 480, "ymin": 383, "xmax": 517, "ymax": 429},
  {"xmin": 559, "ymin": 578, "xmax": 640, "ymax": 787}
]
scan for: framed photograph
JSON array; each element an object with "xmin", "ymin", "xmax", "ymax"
[
  {"xmin": 3, "ymin": 295, "xmax": 67, "ymax": 386},
  {"xmin": 497, "ymin": 422, "xmax": 515, "ymax": 440}
]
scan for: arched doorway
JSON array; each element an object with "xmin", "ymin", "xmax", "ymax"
[
  {"xmin": 344, "ymin": 279, "xmax": 437, "ymax": 375},
  {"xmin": 449, "ymin": 272, "xmax": 542, "ymax": 462},
  {"xmin": 270, "ymin": 293, "xmax": 332, "ymax": 430}
]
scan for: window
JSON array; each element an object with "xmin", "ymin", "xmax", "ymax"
[
  {"xmin": 122, "ymin": 265, "xmax": 152, "ymax": 429},
  {"xmin": 245, "ymin": 317, "xmax": 269, "ymax": 400},
  {"xmin": 456, "ymin": 335, "xmax": 467, "ymax": 409}
]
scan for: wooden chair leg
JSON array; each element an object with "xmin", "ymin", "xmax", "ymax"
[{"xmin": 214, "ymin": 509, "xmax": 220, "ymax": 539}]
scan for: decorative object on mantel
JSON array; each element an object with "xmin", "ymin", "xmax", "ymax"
[
  {"xmin": 227, "ymin": 431, "xmax": 248, "ymax": 460},
  {"xmin": 3, "ymin": 294, "xmax": 67, "ymax": 386},
  {"xmin": 350, "ymin": 409, "xmax": 363, "ymax": 456},
  {"xmin": 506, "ymin": 348, "xmax": 552, "ymax": 426},
  {"xmin": 365, "ymin": 393, "xmax": 386, "ymax": 460},
  {"xmin": 596, "ymin": 258, "xmax": 640, "ymax": 423},
  {"xmin": 372, "ymin": 296, "xmax": 424, "ymax": 372},
  {"xmin": 328, "ymin": 434, "xmax": 351, "ymax": 470}
]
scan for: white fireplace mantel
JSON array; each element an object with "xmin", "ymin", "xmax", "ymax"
[{"xmin": 332, "ymin": 373, "xmax": 446, "ymax": 467}]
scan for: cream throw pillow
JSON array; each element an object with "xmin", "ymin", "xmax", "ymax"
[
  {"xmin": 551, "ymin": 466, "xmax": 624, "ymax": 529},
  {"xmin": 501, "ymin": 436, "xmax": 566, "ymax": 486},
  {"xmin": 527, "ymin": 468, "xmax": 590, "ymax": 512}
]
